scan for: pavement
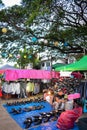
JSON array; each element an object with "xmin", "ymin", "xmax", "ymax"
[
  {"xmin": 0, "ymin": 98, "xmax": 22, "ymax": 130},
  {"xmin": 0, "ymin": 94, "xmax": 42, "ymax": 130}
]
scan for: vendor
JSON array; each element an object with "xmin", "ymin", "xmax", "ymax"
[
  {"xmin": 43, "ymin": 88, "xmax": 54, "ymax": 105},
  {"xmin": 53, "ymin": 89, "xmax": 65, "ymax": 110},
  {"xmin": 56, "ymin": 98, "xmax": 83, "ymax": 130},
  {"xmin": 57, "ymin": 89, "xmax": 64, "ymax": 99}
]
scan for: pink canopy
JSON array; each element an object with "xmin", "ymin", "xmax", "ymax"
[
  {"xmin": 5, "ymin": 69, "xmax": 60, "ymax": 81},
  {"xmin": 2, "ymin": 69, "xmax": 82, "ymax": 81}
]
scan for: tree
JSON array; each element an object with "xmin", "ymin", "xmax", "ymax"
[
  {"xmin": 0, "ymin": 0, "xmax": 87, "ymax": 67},
  {"xmin": 16, "ymin": 47, "xmax": 40, "ymax": 69},
  {"xmin": 23, "ymin": 0, "xmax": 87, "ymax": 54},
  {"xmin": 0, "ymin": 0, "xmax": 3, "ymax": 4}
]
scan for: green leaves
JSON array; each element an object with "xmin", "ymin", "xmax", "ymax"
[
  {"xmin": 16, "ymin": 47, "xmax": 40, "ymax": 69},
  {"xmin": 0, "ymin": 0, "xmax": 87, "ymax": 68}
]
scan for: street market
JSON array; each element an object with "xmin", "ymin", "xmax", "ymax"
[{"xmin": 0, "ymin": 0, "xmax": 87, "ymax": 130}]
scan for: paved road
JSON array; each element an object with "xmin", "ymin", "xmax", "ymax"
[{"xmin": 0, "ymin": 99, "xmax": 22, "ymax": 130}]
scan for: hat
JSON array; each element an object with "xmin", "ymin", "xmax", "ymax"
[{"xmin": 68, "ymin": 93, "xmax": 80, "ymax": 100}]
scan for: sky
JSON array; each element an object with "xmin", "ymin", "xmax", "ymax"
[{"xmin": 2, "ymin": 0, "xmax": 22, "ymax": 7}]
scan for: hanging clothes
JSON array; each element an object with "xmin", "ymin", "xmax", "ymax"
[
  {"xmin": 20, "ymin": 81, "xmax": 27, "ymax": 98},
  {"xmin": 33, "ymin": 82, "xmax": 40, "ymax": 94}
]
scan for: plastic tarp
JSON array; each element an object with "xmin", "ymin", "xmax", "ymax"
[
  {"xmin": 3, "ymin": 101, "xmax": 79, "ymax": 130},
  {"xmin": 55, "ymin": 55, "xmax": 87, "ymax": 71}
]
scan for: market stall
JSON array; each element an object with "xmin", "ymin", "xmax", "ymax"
[
  {"xmin": 55, "ymin": 55, "xmax": 87, "ymax": 71},
  {"xmin": 55, "ymin": 55, "xmax": 87, "ymax": 113}
]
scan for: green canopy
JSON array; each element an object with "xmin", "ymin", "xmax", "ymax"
[
  {"xmin": 55, "ymin": 55, "xmax": 87, "ymax": 71},
  {"xmin": 52, "ymin": 63, "xmax": 66, "ymax": 69}
]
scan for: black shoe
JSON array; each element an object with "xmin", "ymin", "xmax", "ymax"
[
  {"xmin": 25, "ymin": 122, "xmax": 32, "ymax": 129},
  {"xmin": 34, "ymin": 117, "xmax": 42, "ymax": 125}
]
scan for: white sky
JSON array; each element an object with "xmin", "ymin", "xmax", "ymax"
[{"xmin": 2, "ymin": 0, "xmax": 22, "ymax": 7}]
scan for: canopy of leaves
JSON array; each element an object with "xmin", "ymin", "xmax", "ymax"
[{"xmin": 0, "ymin": 0, "xmax": 87, "ymax": 68}]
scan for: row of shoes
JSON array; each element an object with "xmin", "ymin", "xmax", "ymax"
[
  {"xmin": 10, "ymin": 105, "xmax": 45, "ymax": 114},
  {"xmin": 24, "ymin": 109, "xmax": 63, "ymax": 129},
  {"xmin": 6, "ymin": 97, "xmax": 45, "ymax": 106}
]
